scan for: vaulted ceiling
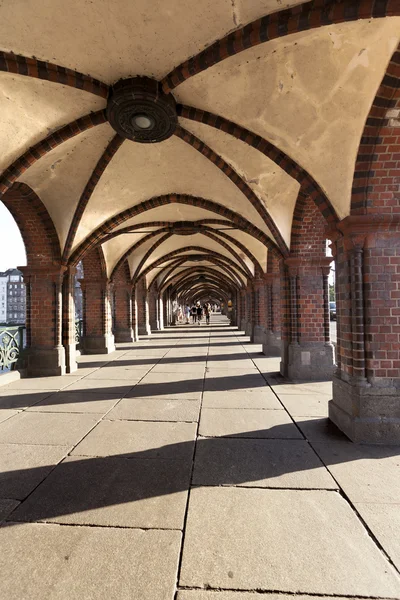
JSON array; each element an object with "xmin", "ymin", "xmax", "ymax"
[{"xmin": 0, "ymin": 0, "xmax": 399, "ymax": 298}]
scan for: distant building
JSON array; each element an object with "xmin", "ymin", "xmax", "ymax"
[{"xmin": 0, "ymin": 269, "xmax": 26, "ymax": 325}]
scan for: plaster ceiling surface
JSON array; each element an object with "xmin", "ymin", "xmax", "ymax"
[
  {"xmin": 126, "ymin": 232, "xmax": 167, "ymax": 279},
  {"xmin": 206, "ymin": 226, "xmax": 268, "ymax": 272},
  {"xmin": 180, "ymin": 118, "xmax": 300, "ymax": 246},
  {"xmin": 0, "ymin": 0, "xmax": 303, "ymax": 82},
  {"xmin": 74, "ymin": 135, "xmax": 273, "ymax": 250},
  {"xmin": 175, "ymin": 18, "xmax": 400, "ymax": 218},
  {"xmin": 102, "ymin": 228, "xmax": 161, "ymax": 277},
  {"xmin": 0, "ymin": 73, "xmax": 105, "ymax": 172},
  {"xmin": 18, "ymin": 123, "xmax": 114, "ymax": 249}
]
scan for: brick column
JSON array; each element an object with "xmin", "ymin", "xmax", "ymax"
[
  {"xmin": 19, "ymin": 266, "xmax": 66, "ymax": 376},
  {"xmin": 239, "ymin": 289, "xmax": 247, "ymax": 332},
  {"xmin": 114, "ymin": 284, "xmax": 133, "ymax": 343},
  {"xmin": 136, "ymin": 278, "xmax": 151, "ymax": 336},
  {"xmin": 252, "ymin": 276, "xmax": 267, "ymax": 344},
  {"xmin": 158, "ymin": 296, "xmax": 164, "ymax": 330},
  {"xmin": 62, "ymin": 266, "xmax": 78, "ymax": 373},
  {"xmin": 245, "ymin": 286, "xmax": 254, "ymax": 338},
  {"xmin": 280, "ymin": 256, "xmax": 334, "ymax": 380},
  {"xmin": 149, "ymin": 288, "xmax": 160, "ymax": 331},
  {"xmin": 131, "ymin": 286, "xmax": 139, "ymax": 342},
  {"xmin": 80, "ymin": 277, "xmax": 115, "ymax": 354},
  {"xmin": 262, "ymin": 272, "xmax": 282, "ymax": 357},
  {"xmin": 329, "ymin": 216, "xmax": 400, "ymax": 444}
]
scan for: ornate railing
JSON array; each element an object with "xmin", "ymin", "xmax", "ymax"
[
  {"xmin": 75, "ymin": 319, "xmax": 83, "ymax": 348},
  {"xmin": 0, "ymin": 326, "xmax": 25, "ymax": 372}
]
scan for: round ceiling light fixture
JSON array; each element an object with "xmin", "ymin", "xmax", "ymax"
[{"xmin": 107, "ymin": 77, "xmax": 178, "ymax": 143}]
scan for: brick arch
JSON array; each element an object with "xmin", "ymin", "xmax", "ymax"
[
  {"xmin": 351, "ymin": 44, "xmax": 400, "ymax": 214},
  {"xmin": 290, "ymin": 192, "xmax": 327, "ymax": 256},
  {"xmin": 81, "ymin": 246, "xmax": 107, "ymax": 280},
  {"xmin": 178, "ymin": 105, "xmax": 338, "ymax": 225},
  {"xmin": 171, "ymin": 268, "xmax": 240, "ymax": 296},
  {"xmin": 1, "ymin": 182, "xmax": 61, "ymax": 267},
  {"xmin": 0, "ymin": 111, "xmax": 107, "ymax": 197},
  {"xmin": 0, "ymin": 52, "xmax": 108, "ymax": 98},
  {"xmin": 162, "ymin": 0, "xmax": 400, "ymax": 92},
  {"xmin": 138, "ymin": 247, "xmax": 250, "ymax": 283},
  {"xmin": 69, "ymin": 194, "xmax": 283, "ymax": 265},
  {"xmin": 175, "ymin": 125, "xmax": 288, "ymax": 254},
  {"xmin": 157, "ymin": 255, "xmax": 242, "ymax": 293}
]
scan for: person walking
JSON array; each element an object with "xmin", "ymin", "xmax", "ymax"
[
  {"xmin": 190, "ymin": 304, "xmax": 197, "ymax": 324},
  {"xmin": 203, "ymin": 302, "xmax": 210, "ymax": 325},
  {"xmin": 185, "ymin": 304, "xmax": 190, "ymax": 324},
  {"xmin": 196, "ymin": 302, "xmax": 202, "ymax": 325}
]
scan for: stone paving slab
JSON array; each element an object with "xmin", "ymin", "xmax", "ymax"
[
  {"xmin": 193, "ymin": 438, "xmax": 337, "ymax": 489},
  {"xmin": 84, "ymin": 367, "xmax": 149, "ymax": 380},
  {"xmin": 0, "ymin": 412, "xmax": 101, "ymax": 446},
  {"xmin": 152, "ymin": 363, "xmax": 206, "ymax": 374},
  {"xmin": 12, "ymin": 455, "xmax": 191, "ymax": 529},
  {"xmin": 205, "ymin": 360, "xmax": 256, "ymax": 369},
  {"xmin": 0, "ymin": 443, "xmax": 70, "ymax": 499},
  {"xmin": 203, "ymin": 374, "xmax": 268, "ymax": 390},
  {"xmin": 0, "ymin": 389, "xmax": 54, "ymax": 410},
  {"xmin": 72, "ymin": 419, "xmax": 197, "ymax": 459},
  {"xmin": 108, "ymin": 397, "xmax": 200, "ymax": 422},
  {"xmin": 126, "ymin": 377, "xmax": 203, "ymax": 400},
  {"xmin": 0, "ymin": 499, "xmax": 19, "ymax": 523},
  {"xmin": 294, "ymin": 416, "xmax": 346, "ymax": 442},
  {"xmin": 27, "ymin": 391, "xmax": 120, "ymax": 414},
  {"xmin": 199, "ymin": 408, "xmax": 302, "ymax": 439},
  {"xmin": 177, "ymin": 594, "xmax": 363, "ymax": 600},
  {"xmin": 277, "ymin": 394, "xmax": 329, "ymax": 417},
  {"xmin": 179, "ymin": 487, "xmax": 400, "ymax": 597},
  {"xmin": 0, "ymin": 409, "xmax": 19, "ymax": 424},
  {"xmin": 1, "ymin": 376, "xmax": 83, "ymax": 391},
  {"xmin": 355, "ymin": 503, "xmax": 400, "ymax": 571},
  {"xmin": 202, "ymin": 390, "xmax": 282, "ymax": 410},
  {"xmin": 270, "ymin": 381, "xmax": 333, "ymax": 395},
  {"xmin": 0, "ymin": 522, "xmax": 181, "ymax": 600},
  {"xmin": 62, "ymin": 378, "xmax": 138, "ymax": 392},
  {"xmin": 311, "ymin": 440, "xmax": 400, "ymax": 503}
]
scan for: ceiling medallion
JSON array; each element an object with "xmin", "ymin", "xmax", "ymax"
[{"xmin": 107, "ymin": 77, "xmax": 177, "ymax": 143}]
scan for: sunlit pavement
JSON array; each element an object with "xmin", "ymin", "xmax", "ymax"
[{"xmin": 0, "ymin": 315, "xmax": 399, "ymax": 599}]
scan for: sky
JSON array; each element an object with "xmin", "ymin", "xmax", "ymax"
[{"xmin": 0, "ymin": 203, "xmax": 27, "ymax": 271}]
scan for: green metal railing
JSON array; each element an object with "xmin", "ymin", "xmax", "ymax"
[{"xmin": 0, "ymin": 326, "xmax": 25, "ymax": 372}]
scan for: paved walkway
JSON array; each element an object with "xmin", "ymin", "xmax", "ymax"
[{"xmin": 0, "ymin": 316, "xmax": 399, "ymax": 599}]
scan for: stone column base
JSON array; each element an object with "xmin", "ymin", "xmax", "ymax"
[
  {"xmin": 330, "ymin": 375, "xmax": 400, "ymax": 444},
  {"xmin": 138, "ymin": 325, "xmax": 151, "ymax": 336},
  {"xmin": 20, "ymin": 346, "xmax": 66, "ymax": 377},
  {"xmin": 252, "ymin": 325, "xmax": 265, "ymax": 344},
  {"xmin": 280, "ymin": 342, "xmax": 334, "ymax": 380},
  {"xmin": 245, "ymin": 322, "xmax": 254, "ymax": 338},
  {"xmin": 240, "ymin": 319, "xmax": 247, "ymax": 332},
  {"xmin": 262, "ymin": 331, "xmax": 282, "ymax": 357},
  {"xmin": 81, "ymin": 334, "xmax": 115, "ymax": 355},
  {"xmin": 64, "ymin": 343, "xmax": 78, "ymax": 374},
  {"xmin": 150, "ymin": 320, "xmax": 161, "ymax": 331},
  {"xmin": 114, "ymin": 328, "xmax": 134, "ymax": 343}
]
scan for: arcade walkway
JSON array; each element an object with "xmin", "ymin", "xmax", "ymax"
[{"xmin": 0, "ymin": 316, "xmax": 399, "ymax": 599}]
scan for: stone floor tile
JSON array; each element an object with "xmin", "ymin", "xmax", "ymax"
[
  {"xmin": 0, "ymin": 522, "xmax": 181, "ymax": 600},
  {"xmin": 0, "ymin": 499, "xmax": 19, "ymax": 523},
  {"xmin": 0, "ymin": 390, "xmax": 54, "ymax": 410},
  {"xmin": 206, "ymin": 360, "xmax": 255, "ymax": 369},
  {"xmin": 193, "ymin": 438, "xmax": 337, "ymax": 489},
  {"xmin": 127, "ymin": 374, "xmax": 203, "ymax": 400},
  {"xmin": 108, "ymin": 397, "xmax": 200, "ymax": 422},
  {"xmin": 0, "ymin": 409, "xmax": 19, "ymax": 424},
  {"xmin": 64, "ymin": 366, "xmax": 100, "ymax": 377},
  {"xmin": 71, "ymin": 419, "xmax": 197, "ymax": 459},
  {"xmin": 0, "ymin": 412, "xmax": 101, "ymax": 446},
  {"xmin": 311, "ymin": 440, "xmax": 400, "ymax": 503},
  {"xmin": 355, "ymin": 503, "xmax": 400, "ymax": 571},
  {"xmin": 1, "ymin": 376, "xmax": 82, "ymax": 391},
  {"xmin": 151, "ymin": 363, "xmax": 205, "ymax": 374},
  {"xmin": 12, "ymin": 455, "xmax": 191, "ymax": 529},
  {"xmin": 177, "ymin": 593, "xmax": 360, "ymax": 600},
  {"xmin": 278, "ymin": 394, "xmax": 330, "ymax": 417},
  {"xmin": 199, "ymin": 408, "xmax": 302, "ymax": 439},
  {"xmin": 271, "ymin": 381, "xmax": 333, "ymax": 395},
  {"xmin": 84, "ymin": 367, "xmax": 149, "ymax": 381},
  {"xmin": 0, "ymin": 443, "xmax": 70, "ymax": 499},
  {"xmin": 61, "ymin": 378, "xmax": 137, "ymax": 392},
  {"xmin": 202, "ymin": 390, "xmax": 282, "ymax": 410},
  {"xmin": 179, "ymin": 487, "xmax": 400, "ymax": 597},
  {"xmin": 295, "ymin": 416, "xmax": 347, "ymax": 442},
  {"xmin": 27, "ymin": 391, "xmax": 120, "ymax": 414}
]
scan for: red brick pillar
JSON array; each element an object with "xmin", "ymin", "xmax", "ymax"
[
  {"xmin": 329, "ymin": 216, "xmax": 400, "ymax": 444},
  {"xmin": 114, "ymin": 284, "xmax": 133, "ymax": 343},
  {"xmin": 62, "ymin": 266, "xmax": 78, "ymax": 373},
  {"xmin": 149, "ymin": 287, "xmax": 160, "ymax": 331},
  {"xmin": 239, "ymin": 289, "xmax": 246, "ymax": 331},
  {"xmin": 158, "ymin": 295, "xmax": 164, "ymax": 330},
  {"xmin": 280, "ymin": 256, "xmax": 334, "ymax": 380},
  {"xmin": 244, "ymin": 285, "xmax": 254, "ymax": 338},
  {"xmin": 19, "ymin": 266, "xmax": 66, "ymax": 376},
  {"xmin": 252, "ymin": 276, "xmax": 267, "ymax": 344},
  {"xmin": 262, "ymin": 272, "xmax": 282, "ymax": 357},
  {"xmin": 136, "ymin": 277, "xmax": 151, "ymax": 336},
  {"xmin": 131, "ymin": 286, "xmax": 139, "ymax": 342},
  {"xmin": 79, "ymin": 277, "xmax": 115, "ymax": 354}
]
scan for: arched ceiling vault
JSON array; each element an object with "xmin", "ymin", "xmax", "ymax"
[{"xmin": 0, "ymin": 0, "xmax": 399, "ymax": 298}]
